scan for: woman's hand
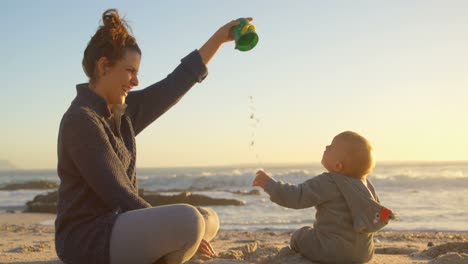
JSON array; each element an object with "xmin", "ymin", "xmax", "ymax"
[
  {"xmin": 252, "ymin": 169, "xmax": 271, "ymax": 189},
  {"xmin": 213, "ymin": 17, "xmax": 253, "ymax": 44},
  {"xmin": 199, "ymin": 18, "xmax": 254, "ymax": 65},
  {"xmin": 197, "ymin": 239, "xmax": 217, "ymax": 258}
]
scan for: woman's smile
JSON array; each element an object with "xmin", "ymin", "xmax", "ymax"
[{"xmin": 122, "ymin": 86, "xmax": 131, "ymax": 96}]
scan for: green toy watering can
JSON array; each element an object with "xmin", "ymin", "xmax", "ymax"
[{"xmin": 231, "ymin": 18, "xmax": 259, "ymax": 51}]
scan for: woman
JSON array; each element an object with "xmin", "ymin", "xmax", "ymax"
[{"xmin": 56, "ymin": 9, "xmax": 251, "ymax": 264}]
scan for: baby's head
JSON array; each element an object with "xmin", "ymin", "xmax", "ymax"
[{"xmin": 321, "ymin": 131, "xmax": 375, "ymax": 179}]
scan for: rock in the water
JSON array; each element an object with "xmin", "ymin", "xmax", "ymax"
[
  {"xmin": 228, "ymin": 190, "xmax": 261, "ymax": 195},
  {"xmin": 25, "ymin": 191, "xmax": 58, "ymax": 213},
  {"xmin": 26, "ymin": 190, "xmax": 245, "ymax": 213},
  {"xmin": 141, "ymin": 191, "xmax": 245, "ymax": 206},
  {"xmin": 0, "ymin": 180, "xmax": 58, "ymax": 190}
]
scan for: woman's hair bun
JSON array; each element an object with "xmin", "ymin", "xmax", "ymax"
[
  {"xmin": 82, "ymin": 8, "xmax": 141, "ymax": 82},
  {"xmin": 102, "ymin": 9, "xmax": 122, "ymax": 30}
]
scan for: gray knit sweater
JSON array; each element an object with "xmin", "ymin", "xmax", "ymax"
[
  {"xmin": 55, "ymin": 50, "xmax": 207, "ymax": 264},
  {"xmin": 264, "ymin": 172, "xmax": 385, "ymax": 263}
]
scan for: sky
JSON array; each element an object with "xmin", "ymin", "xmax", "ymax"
[{"xmin": 3, "ymin": 1, "xmax": 468, "ymax": 169}]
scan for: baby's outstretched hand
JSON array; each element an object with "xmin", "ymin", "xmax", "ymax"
[{"xmin": 253, "ymin": 169, "xmax": 271, "ymax": 188}]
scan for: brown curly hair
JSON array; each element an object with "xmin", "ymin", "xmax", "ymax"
[{"xmin": 82, "ymin": 9, "xmax": 141, "ymax": 83}]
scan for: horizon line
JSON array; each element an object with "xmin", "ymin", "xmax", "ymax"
[{"xmin": 2, "ymin": 160, "xmax": 468, "ymax": 171}]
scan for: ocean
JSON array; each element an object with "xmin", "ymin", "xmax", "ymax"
[{"xmin": 0, "ymin": 162, "xmax": 467, "ymax": 231}]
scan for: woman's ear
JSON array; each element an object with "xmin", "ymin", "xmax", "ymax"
[
  {"xmin": 96, "ymin": 57, "xmax": 110, "ymax": 77},
  {"xmin": 334, "ymin": 161, "xmax": 343, "ymax": 172}
]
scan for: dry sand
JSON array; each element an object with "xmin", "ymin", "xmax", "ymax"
[{"xmin": 1, "ymin": 213, "xmax": 467, "ymax": 264}]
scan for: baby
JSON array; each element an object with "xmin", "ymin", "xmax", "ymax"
[{"xmin": 253, "ymin": 131, "xmax": 393, "ymax": 263}]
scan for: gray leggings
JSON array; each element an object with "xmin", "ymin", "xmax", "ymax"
[{"xmin": 109, "ymin": 204, "xmax": 219, "ymax": 264}]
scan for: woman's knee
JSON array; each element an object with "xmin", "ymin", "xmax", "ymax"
[
  {"xmin": 159, "ymin": 204, "xmax": 206, "ymax": 264},
  {"xmin": 109, "ymin": 204, "xmax": 206, "ymax": 264},
  {"xmin": 172, "ymin": 204, "xmax": 206, "ymax": 244},
  {"xmin": 195, "ymin": 207, "xmax": 219, "ymax": 241}
]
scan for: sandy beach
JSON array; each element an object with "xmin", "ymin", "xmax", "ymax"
[{"xmin": 1, "ymin": 213, "xmax": 467, "ymax": 264}]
